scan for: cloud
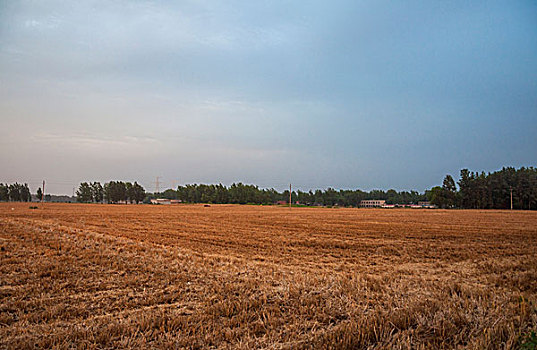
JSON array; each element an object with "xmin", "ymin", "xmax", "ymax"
[{"xmin": 1, "ymin": 1, "xmax": 536, "ymax": 194}]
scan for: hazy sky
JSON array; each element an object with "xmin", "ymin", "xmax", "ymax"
[{"xmin": 1, "ymin": 1, "xmax": 536, "ymax": 194}]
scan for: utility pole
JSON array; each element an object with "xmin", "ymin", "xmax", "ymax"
[
  {"xmin": 289, "ymin": 183, "xmax": 292, "ymax": 208},
  {"xmin": 154, "ymin": 176, "xmax": 161, "ymax": 195},
  {"xmin": 42, "ymin": 180, "xmax": 45, "ymax": 202},
  {"xmin": 510, "ymin": 186, "xmax": 513, "ymax": 210}
]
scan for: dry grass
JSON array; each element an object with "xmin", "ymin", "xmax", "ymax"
[{"xmin": 1, "ymin": 203, "xmax": 536, "ymax": 349}]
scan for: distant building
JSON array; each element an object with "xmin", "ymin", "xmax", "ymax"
[
  {"xmin": 276, "ymin": 200, "xmax": 287, "ymax": 205},
  {"xmin": 418, "ymin": 201, "xmax": 436, "ymax": 208},
  {"xmin": 150, "ymin": 198, "xmax": 171, "ymax": 205},
  {"xmin": 360, "ymin": 199, "xmax": 386, "ymax": 208},
  {"xmin": 381, "ymin": 204, "xmax": 395, "ymax": 208}
]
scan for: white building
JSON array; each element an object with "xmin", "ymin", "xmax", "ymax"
[
  {"xmin": 150, "ymin": 198, "xmax": 183, "ymax": 205},
  {"xmin": 150, "ymin": 198, "xmax": 171, "ymax": 205},
  {"xmin": 360, "ymin": 199, "xmax": 386, "ymax": 208}
]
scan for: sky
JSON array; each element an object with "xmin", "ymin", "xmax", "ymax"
[{"xmin": 1, "ymin": 1, "xmax": 536, "ymax": 195}]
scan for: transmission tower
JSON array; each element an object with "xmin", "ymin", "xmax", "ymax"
[
  {"xmin": 154, "ymin": 176, "xmax": 161, "ymax": 194},
  {"xmin": 171, "ymin": 179, "xmax": 180, "ymax": 190}
]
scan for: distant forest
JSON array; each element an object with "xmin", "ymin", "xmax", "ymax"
[
  {"xmin": 75, "ymin": 181, "xmax": 146, "ymax": 204},
  {"xmin": 155, "ymin": 167, "xmax": 536, "ymax": 209},
  {"xmin": 430, "ymin": 167, "xmax": 537, "ymax": 210},
  {"xmin": 153, "ymin": 183, "xmax": 427, "ymax": 206},
  {"xmin": 2, "ymin": 166, "xmax": 535, "ymax": 210}
]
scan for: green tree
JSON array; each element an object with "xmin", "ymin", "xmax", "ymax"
[
  {"xmin": 0, "ymin": 184, "xmax": 8, "ymax": 201},
  {"xmin": 36, "ymin": 187, "xmax": 43, "ymax": 201},
  {"xmin": 8, "ymin": 183, "xmax": 21, "ymax": 201},
  {"xmin": 5, "ymin": 183, "xmax": 31, "ymax": 202},
  {"xmin": 125, "ymin": 182, "xmax": 134, "ymax": 203},
  {"xmin": 21, "ymin": 184, "xmax": 31, "ymax": 202},
  {"xmin": 104, "ymin": 181, "xmax": 127, "ymax": 203},
  {"xmin": 91, "ymin": 182, "xmax": 104, "ymax": 203},
  {"xmin": 132, "ymin": 182, "xmax": 145, "ymax": 204},
  {"xmin": 77, "ymin": 182, "xmax": 93, "ymax": 203},
  {"xmin": 442, "ymin": 175, "xmax": 457, "ymax": 208},
  {"xmin": 428, "ymin": 186, "xmax": 446, "ymax": 208}
]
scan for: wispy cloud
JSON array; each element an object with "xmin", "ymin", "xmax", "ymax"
[{"xmin": 1, "ymin": 1, "xmax": 536, "ymax": 193}]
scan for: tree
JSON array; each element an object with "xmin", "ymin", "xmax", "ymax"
[
  {"xmin": 458, "ymin": 169, "xmax": 472, "ymax": 209},
  {"xmin": 159, "ymin": 188, "xmax": 177, "ymax": 200},
  {"xmin": 428, "ymin": 186, "xmax": 446, "ymax": 208},
  {"xmin": 0, "ymin": 184, "xmax": 9, "ymax": 201},
  {"xmin": 21, "ymin": 184, "xmax": 31, "ymax": 202},
  {"xmin": 132, "ymin": 182, "xmax": 145, "ymax": 204},
  {"xmin": 4, "ymin": 183, "xmax": 30, "ymax": 202},
  {"xmin": 442, "ymin": 175, "xmax": 457, "ymax": 208},
  {"xmin": 439, "ymin": 167, "xmax": 537, "ymax": 210},
  {"xmin": 104, "ymin": 181, "xmax": 127, "ymax": 203},
  {"xmin": 103, "ymin": 182, "xmax": 111, "ymax": 203},
  {"xmin": 8, "ymin": 183, "xmax": 21, "ymax": 201},
  {"xmin": 125, "ymin": 182, "xmax": 134, "ymax": 203},
  {"xmin": 91, "ymin": 182, "xmax": 104, "ymax": 203},
  {"xmin": 36, "ymin": 187, "xmax": 43, "ymax": 202},
  {"xmin": 77, "ymin": 182, "xmax": 93, "ymax": 203}
]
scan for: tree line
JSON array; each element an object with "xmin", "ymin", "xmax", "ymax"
[
  {"xmin": 0, "ymin": 183, "xmax": 32, "ymax": 202},
  {"xmin": 6, "ymin": 166, "xmax": 534, "ymax": 209},
  {"xmin": 429, "ymin": 167, "xmax": 537, "ymax": 209},
  {"xmin": 151, "ymin": 183, "xmax": 427, "ymax": 206},
  {"xmin": 76, "ymin": 181, "xmax": 145, "ymax": 204}
]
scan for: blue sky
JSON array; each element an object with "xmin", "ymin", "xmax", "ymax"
[{"xmin": 1, "ymin": 1, "xmax": 536, "ymax": 194}]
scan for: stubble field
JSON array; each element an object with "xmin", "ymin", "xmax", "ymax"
[{"xmin": 1, "ymin": 203, "xmax": 536, "ymax": 349}]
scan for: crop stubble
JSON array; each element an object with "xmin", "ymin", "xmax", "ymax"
[{"xmin": 0, "ymin": 203, "xmax": 536, "ymax": 349}]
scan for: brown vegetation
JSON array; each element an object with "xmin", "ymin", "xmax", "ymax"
[{"xmin": 1, "ymin": 203, "xmax": 536, "ymax": 349}]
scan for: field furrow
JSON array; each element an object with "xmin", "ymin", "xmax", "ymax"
[{"xmin": 1, "ymin": 203, "xmax": 536, "ymax": 349}]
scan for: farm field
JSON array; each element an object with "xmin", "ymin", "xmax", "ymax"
[{"xmin": 1, "ymin": 203, "xmax": 536, "ymax": 349}]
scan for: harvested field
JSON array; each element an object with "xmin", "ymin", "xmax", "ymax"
[{"xmin": 1, "ymin": 203, "xmax": 536, "ymax": 349}]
